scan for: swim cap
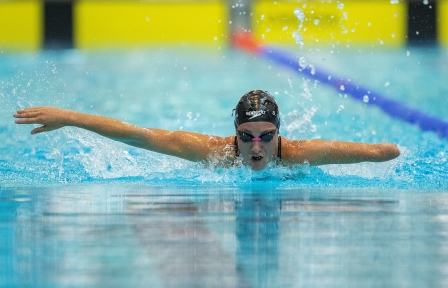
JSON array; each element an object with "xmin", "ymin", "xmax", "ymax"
[{"xmin": 234, "ymin": 90, "xmax": 280, "ymax": 129}]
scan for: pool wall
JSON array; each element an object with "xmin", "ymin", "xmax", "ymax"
[{"xmin": 0, "ymin": 0, "xmax": 447, "ymax": 50}]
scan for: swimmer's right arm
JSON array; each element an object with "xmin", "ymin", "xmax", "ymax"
[{"xmin": 14, "ymin": 106, "xmax": 234, "ymax": 163}]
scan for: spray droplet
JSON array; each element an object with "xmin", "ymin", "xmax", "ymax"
[
  {"xmin": 298, "ymin": 57, "xmax": 307, "ymax": 68},
  {"xmin": 292, "ymin": 31, "xmax": 304, "ymax": 45},
  {"xmin": 292, "ymin": 8, "xmax": 305, "ymax": 47},
  {"xmin": 363, "ymin": 95, "xmax": 369, "ymax": 103},
  {"xmin": 294, "ymin": 8, "xmax": 305, "ymax": 21}
]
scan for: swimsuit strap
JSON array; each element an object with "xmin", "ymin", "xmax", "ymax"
[
  {"xmin": 234, "ymin": 135, "xmax": 239, "ymax": 156},
  {"xmin": 277, "ymin": 136, "xmax": 282, "ymax": 160}
]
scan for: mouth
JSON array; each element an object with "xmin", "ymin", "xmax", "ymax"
[{"xmin": 252, "ymin": 156, "xmax": 263, "ymax": 162}]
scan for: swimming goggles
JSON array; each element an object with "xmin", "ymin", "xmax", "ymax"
[{"xmin": 237, "ymin": 130, "xmax": 276, "ymax": 143}]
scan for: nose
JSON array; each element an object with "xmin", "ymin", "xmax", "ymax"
[{"xmin": 251, "ymin": 141, "xmax": 262, "ymax": 153}]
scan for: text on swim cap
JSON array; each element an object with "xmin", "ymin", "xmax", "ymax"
[{"xmin": 245, "ymin": 110, "xmax": 277, "ymax": 120}]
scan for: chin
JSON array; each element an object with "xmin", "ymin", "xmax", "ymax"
[
  {"xmin": 250, "ymin": 162, "xmax": 268, "ymax": 171},
  {"xmin": 251, "ymin": 167, "xmax": 266, "ymax": 171},
  {"xmin": 242, "ymin": 157, "xmax": 269, "ymax": 171}
]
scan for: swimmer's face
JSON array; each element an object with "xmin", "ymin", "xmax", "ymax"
[{"xmin": 236, "ymin": 122, "xmax": 278, "ymax": 171}]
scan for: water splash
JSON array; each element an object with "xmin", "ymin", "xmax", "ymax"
[
  {"xmin": 1, "ymin": 128, "xmax": 445, "ymax": 190},
  {"xmin": 298, "ymin": 56, "xmax": 308, "ymax": 69},
  {"xmin": 283, "ymin": 107, "xmax": 318, "ymax": 136},
  {"xmin": 292, "ymin": 8, "xmax": 305, "ymax": 47}
]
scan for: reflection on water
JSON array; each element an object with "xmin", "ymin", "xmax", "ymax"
[
  {"xmin": 1, "ymin": 185, "xmax": 448, "ymax": 287},
  {"xmin": 235, "ymin": 194, "xmax": 281, "ymax": 287}
]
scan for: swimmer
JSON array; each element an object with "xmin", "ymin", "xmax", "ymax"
[{"xmin": 13, "ymin": 90, "xmax": 400, "ymax": 171}]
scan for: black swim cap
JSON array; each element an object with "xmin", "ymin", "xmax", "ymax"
[{"xmin": 234, "ymin": 90, "xmax": 280, "ymax": 129}]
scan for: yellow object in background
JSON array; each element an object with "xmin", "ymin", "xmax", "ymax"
[
  {"xmin": 0, "ymin": 0, "xmax": 444, "ymax": 50},
  {"xmin": 0, "ymin": 0, "xmax": 42, "ymax": 51},
  {"xmin": 74, "ymin": 1, "xmax": 227, "ymax": 49},
  {"xmin": 253, "ymin": 0, "xmax": 406, "ymax": 47},
  {"xmin": 440, "ymin": 0, "xmax": 448, "ymax": 47}
]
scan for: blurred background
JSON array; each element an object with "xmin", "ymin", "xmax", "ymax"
[{"xmin": 0, "ymin": 0, "xmax": 446, "ymax": 51}]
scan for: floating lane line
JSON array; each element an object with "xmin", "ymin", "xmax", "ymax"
[{"xmin": 231, "ymin": 32, "xmax": 448, "ymax": 139}]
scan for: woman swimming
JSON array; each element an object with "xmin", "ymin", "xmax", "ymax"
[{"xmin": 13, "ymin": 90, "xmax": 400, "ymax": 171}]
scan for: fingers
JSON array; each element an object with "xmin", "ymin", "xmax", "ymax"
[
  {"xmin": 15, "ymin": 107, "xmax": 42, "ymax": 114},
  {"xmin": 31, "ymin": 126, "xmax": 46, "ymax": 135},
  {"xmin": 13, "ymin": 107, "xmax": 59, "ymax": 135},
  {"xmin": 15, "ymin": 119, "xmax": 41, "ymax": 125},
  {"xmin": 14, "ymin": 113, "xmax": 40, "ymax": 124},
  {"xmin": 13, "ymin": 106, "xmax": 66, "ymax": 135},
  {"xmin": 13, "ymin": 107, "xmax": 44, "ymax": 123},
  {"xmin": 14, "ymin": 106, "xmax": 48, "ymax": 116},
  {"xmin": 17, "ymin": 106, "xmax": 46, "ymax": 111},
  {"xmin": 14, "ymin": 112, "xmax": 39, "ymax": 119}
]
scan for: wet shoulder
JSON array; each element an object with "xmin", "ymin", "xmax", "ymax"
[
  {"xmin": 279, "ymin": 137, "xmax": 311, "ymax": 165},
  {"xmin": 203, "ymin": 135, "xmax": 238, "ymax": 167}
]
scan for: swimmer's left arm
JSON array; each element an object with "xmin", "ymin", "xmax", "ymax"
[{"xmin": 281, "ymin": 139, "xmax": 400, "ymax": 166}]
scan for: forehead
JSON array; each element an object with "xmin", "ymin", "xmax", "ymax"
[{"xmin": 237, "ymin": 121, "xmax": 277, "ymax": 132}]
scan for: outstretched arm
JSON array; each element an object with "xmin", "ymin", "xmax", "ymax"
[
  {"xmin": 14, "ymin": 106, "xmax": 234, "ymax": 163},
  {"xmin": 281, "ymin": 138, "xmax": 400, "ymax": 166}
]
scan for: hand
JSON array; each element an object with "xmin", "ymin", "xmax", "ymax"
[{"xmin": 14, "ymin": 106, "xmax": 70, "ymax": 134}]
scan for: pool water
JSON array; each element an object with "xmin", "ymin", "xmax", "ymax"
[{"xmin": 1, "ymin": 45, "xmax": 448, "ymax": 287}]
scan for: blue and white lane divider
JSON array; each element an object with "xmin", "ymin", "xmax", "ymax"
[{"xmin": 232, "ymin": 32, "xmax": 448, "ymax": 139}]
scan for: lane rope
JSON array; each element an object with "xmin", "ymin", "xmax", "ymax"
[{"xmin": 231, "ymin": 32, "xmax": 448, "ymax": 139}]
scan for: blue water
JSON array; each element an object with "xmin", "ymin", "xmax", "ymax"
[{"xmin": 1, "ymin": 46, "xmax": 448, "ymax": 287}]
